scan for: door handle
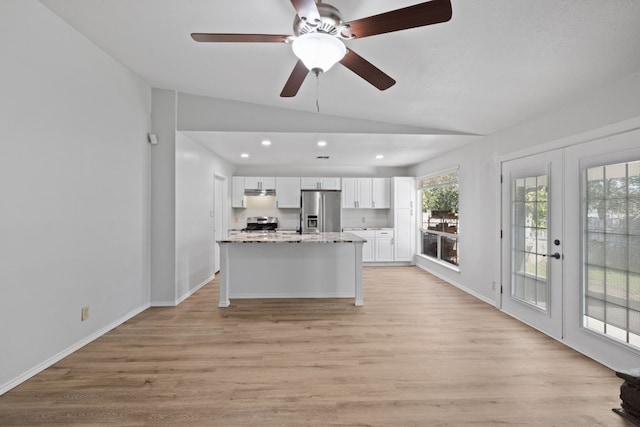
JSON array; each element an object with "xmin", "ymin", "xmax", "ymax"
[{"xmin": 542, "ymin": 252, "xmax": 561, "ymax": 259}]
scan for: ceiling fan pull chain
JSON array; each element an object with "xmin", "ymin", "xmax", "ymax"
[{"xmin": 315, "ymin": 71, "xmax": 320, "ymax": 113}]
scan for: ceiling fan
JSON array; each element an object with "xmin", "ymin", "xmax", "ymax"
[{"xmin": 191, "ymin": 0, "xmax": 452, "ymax": 97}]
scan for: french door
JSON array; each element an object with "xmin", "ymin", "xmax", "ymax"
[
  {"xmin": 501, "ymin": 129, "xmax": 640, "ymax": 369},
  {"xmin": 563, "ymin": 130, "xmax": 640, "ymax": 369},
  {"xmin": 501, "ymin": 149, "xmax": 564, "ymax": 339}
]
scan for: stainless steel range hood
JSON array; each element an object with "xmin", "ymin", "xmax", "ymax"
[{"xmin": 244, "ymin": 188, "xmax": 276, "ymax": 196}]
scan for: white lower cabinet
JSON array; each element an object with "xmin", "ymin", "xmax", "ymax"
[
  {"xmin": 349, "ymin": 230, "xmax": 375, "ymax": 262},
  {"xmin": 393, "ymin": 209, "xmax": 414, "ymax": 262},
  {"xmin": 374, "ymin": 229, "xmax": 394, "ymax": 261},
  {"xmin": 348, "ymin": 229, "xmax": 393, "ymax": 262}
]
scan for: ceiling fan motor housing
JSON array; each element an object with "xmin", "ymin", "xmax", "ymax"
[{"xmin": 293, "ymin": 3, "xmax": 350, "ymax": 38}]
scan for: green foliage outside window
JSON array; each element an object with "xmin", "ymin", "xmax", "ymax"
[{"xmin": 423, "ymin": 185, "xmax": 458, "ymax": 213}]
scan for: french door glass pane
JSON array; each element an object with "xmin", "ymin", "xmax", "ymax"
[
  {"xmin": 511, "ymin": 173, "xmax": 549, "ymax": 311},
  {"xmin": 584, "ymin": 159, "xmax": 640, "ymax": 350}
]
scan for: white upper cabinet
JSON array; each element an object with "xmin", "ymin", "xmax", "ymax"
[
  {"xmin": 342, "ymin": 177, "xmax": 390, "ymax": 209},
  {"xmin": 300, "ymin": 177, "xmax": 319, "ymax": 189},
  {"xmin": 300, "ymin": 177, "xmax": 340, "ymax": 190},
  {"xmin": 275, "ymin": 177, "xmax": 301, "ymax": 208},
  {"xmin": 393, "ymin": 176, "xmax": 415, "ymax": 209},
  {"xmin": 321, "ymin": 177, "xmax": 341, "ymax": 190},
  {"xmin": 342, "ymin": 178, "xmax": 357, "ymax": 208},
  {"xmin": 358, "ymin": 178, "xmax": 372, "ymax": 208},
  {"xmin": 244, "ymin": 176, "xmax": 276, "ymax": 190},
  {"xmin": 244, "ymin": 177, "xmax": 276, "ymax": 189},
  {"xmin": 372, "ymin": 178, "xmax": 391, "ymax": 209},
  {"xmin": 231, "ymin": 176, "xmax": 246, "ymax": 208}
]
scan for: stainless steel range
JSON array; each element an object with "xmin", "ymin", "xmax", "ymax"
[{"xmin": 242, "ymin": 216, "xmax": 278, "ymax": 232}]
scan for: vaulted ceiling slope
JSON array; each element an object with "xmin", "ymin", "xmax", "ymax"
[{"xmin": 40, "ymin": 0, "xmax": 640, "ymax": 166}]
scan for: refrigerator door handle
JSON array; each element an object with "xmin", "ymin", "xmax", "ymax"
[{"xmin": 320, "ymin": 195, "xmax": 325, "ymax": 232}]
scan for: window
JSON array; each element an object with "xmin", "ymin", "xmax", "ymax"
[
  {"xmin": 584, "ymin": 159, "xmax": 640, "ymax": 350},
  {"xmin": 419, "ymin": 168, "xmax": 459, "ymax": 267},
  {"xmin": 511, "ymin": 174, "xmax": 549, "ymax": 311}
]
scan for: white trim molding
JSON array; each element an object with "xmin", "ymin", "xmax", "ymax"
[
  {"xmin": 416, "ymin": 261, "xmax": 494, "ymax": 306},
  {"xmin": 0, "ymin": 303, "xmax": 150, "ymax": 396}
]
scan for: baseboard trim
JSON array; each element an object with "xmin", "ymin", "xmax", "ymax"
[
  {"xmin": 416, "ymin": 263, "xmax": 495, "ymax": 306},
  {"xmin": 364, "ymin": 262, "xmax": 413, "ymax": 267},
  {"xmin": 149, "ymin": 300, "xmax": 177, "ymax": 307},
  {"xmin": 151, "ymin": 274, "xmax": 215, "ymax": 307},
  {"xmin": 0, "ymin": 303, "xmax": 150, "ymax": 396},
  {"xmin": 175, "ymin": 274, "xmax": 215, "ymax": 305}
]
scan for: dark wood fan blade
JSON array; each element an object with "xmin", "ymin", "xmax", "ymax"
[
  {"xmin": 191, "ymin": 33, "xmax": 290, "ymax": 43},
  {"xmin": 339, "ymin": 49, "xmax": 395, "ymax": 91},
  {"xmin": 345, "ymin": 0, "xmax": 452, "ymax": 39},
  {"xmin": 280, "ymin": 60, "xmax": 309, "ymax": 97},
  {"xmin": 290, "ymin": 0, "xmax": 321, "ymax": 25}
]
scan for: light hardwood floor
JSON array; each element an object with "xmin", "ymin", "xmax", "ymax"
[{"xmin": 0, "ymin": 266, "xmax": 630, "ymax": 426}]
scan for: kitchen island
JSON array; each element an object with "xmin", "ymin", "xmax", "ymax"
[{"xmin": 216, "ymin": 232, "xmax": 365, "ymax": 307}]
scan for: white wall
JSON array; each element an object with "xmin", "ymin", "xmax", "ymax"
[
  {"xmin": 0, "ymin": 0, "xmax": 151, "ymax": 394},
  {"xmin": 150, "ymin": 89, "xmax": 177, "ymax": 305},
  {"xmin": 410, "ymin": 70, "xmax": 640, "ymax": 304},
  {"xmin": 411, "ymin": 140, "xmax": 497, "ymax": 303},
  {"xmin": 175, "ymin": 133, "xmax": 234, "ymax": 300}
]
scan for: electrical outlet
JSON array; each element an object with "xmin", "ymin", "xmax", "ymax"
[
  {"xmin": 234, "ymin": 217, "xmax": 238, "ymax": 224},
  {"xmin": 361, "ymin": 217, "xmax": 366, "ymax": 223},
  {"xmin": 81, "ymin": 306, "xmax": 89, "ymax": 321}
]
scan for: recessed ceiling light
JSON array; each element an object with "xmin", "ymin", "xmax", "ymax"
[
  {"xmin": 317, "ymin": 141, "xmax": 327, "ymax": 147},
  {"xmin": 261, "ymin": 140, "xmax": 271, "ymax": 146},
  {"xmin": 376, "ymin": 154, "xmax": 384, "ymax": 159},
  {"xmin": 240, "ymin": 153, "xmax": 249, "ymax": 158}
]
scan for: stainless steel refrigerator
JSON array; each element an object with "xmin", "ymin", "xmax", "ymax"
[{"xmin": 300, "ymin": 190, "xmax": 342, "ymax": 233}]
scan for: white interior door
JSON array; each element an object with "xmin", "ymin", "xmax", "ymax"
[
  {"xmin": 501, "ymin": 149, "xmax": 564, "ymax": 339},
  {"xmin": 214, "ymin": 175, "xmax": 225, "ymax": 273}
]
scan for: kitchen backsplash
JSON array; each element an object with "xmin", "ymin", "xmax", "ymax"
[
  {"xmin": 232, "ymin": 195, "xmax": 392, "ymax": 230},
  {"xmin": 341, "ymin": 209, "xmax": 391, "ymax": 228},
  {"xmin": 232, "ymin": 196, "xmax": 300, "ymax": 229}
]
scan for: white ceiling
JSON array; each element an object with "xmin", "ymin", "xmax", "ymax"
[
  {"xmin": 181, "ymin": 131, "xmax": 478, "ymax": 167},
  {"xmin": 40, "ymin": 0, "xmax": 640, "ymax": 167}
]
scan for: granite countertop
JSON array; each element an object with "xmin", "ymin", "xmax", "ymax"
[
  {"xmin": 342, "ymin": 227, "xmax": 393, "ymax": 231},
  {"xmin": 218, "ymin": 232, "xmax": 366, "ymax": 244}
]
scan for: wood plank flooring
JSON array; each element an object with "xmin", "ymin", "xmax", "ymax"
[{"xmin": 0, "ymin": 267, "xmax": 630, "ymax": 426}]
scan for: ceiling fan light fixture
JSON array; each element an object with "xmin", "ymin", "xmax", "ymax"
[{"xmin": 292, "ymin": 32, "xmax": 346, "ymax": 73}]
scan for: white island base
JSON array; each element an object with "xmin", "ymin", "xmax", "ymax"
[{"xmin": 217, "ymin": 233, "xmax": 365, "ymax": 307}]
